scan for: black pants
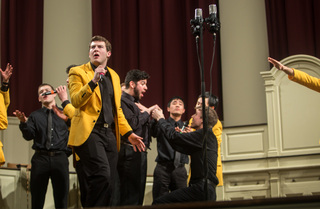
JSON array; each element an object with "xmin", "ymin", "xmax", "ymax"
[
  {"xmin": 117, "ymin": 143, "xmax": 147, "ymax": 206},
  {"xmin": 152, "ymin": 162, "xmax": 188, "ymax": 200},
  {"xmin": 74, "ymin": 127, "xmax": 117, "ymax": 207},
  {"xmin": 75, "ymin": 160, "xmax": 88, "ymax": 207},
  {"xmin": 30, "ymin": 151, "xmax": 69, "ymax": 209},
  {"xmin": 152, "ymin": 180, "xmax": 216, "ymax": 205}
]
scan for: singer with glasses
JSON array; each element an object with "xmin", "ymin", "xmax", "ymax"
[
  {"xmin": 14, "ymin": 83, "xmax": 71, "ymax": 209},
  {"xmin": 151, "ymin": 106, "xmax": 219, "ymax": 204},
  {"xmin": 68, "ymin": 35, "xmax": 145, "ymax": 207},
  {"xmin": 150, "ymin": 96, "xmax": 189, "ymax": 201}
]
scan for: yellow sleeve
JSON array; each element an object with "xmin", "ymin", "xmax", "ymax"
[
  {"xmin": 212, "ymin": 120, "xmax": 223, "ymax": 186},
  {"xmin": 289, "ymin": 69, "xmax": 320, "ymax": 93},
  {"xmin": 63, "ymin": 103, "xmax": 76, "ymax": 119},
  {"xmin": 69, "ymin": 65, "xmax": 95, "ymax": 108},
  {"xmin": 0, "ymin": 90, "xmax": 9, "ymax": 130}
]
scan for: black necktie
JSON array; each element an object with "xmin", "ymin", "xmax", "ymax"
[
  {"xmin": 174, "ymin": 122, "xmax": 181, "ymax": 168},
  {"xmin": 99, "ymin": 74, "xmax": 114, "ymax": 124},
  {"xmin": 46, "ymin": 109, "xmax": 53, "ymax": 150}
]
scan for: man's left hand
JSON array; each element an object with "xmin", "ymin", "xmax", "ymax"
[
  {"xmin": 128, "ymin": 133, "xmax": 145, "ymax": 152},
  {"xmin": 151, "ymin": 108, "xmax": 164, "ymax": 121}
]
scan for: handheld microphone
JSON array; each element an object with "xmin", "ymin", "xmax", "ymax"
[
  {"xmin": 42, "ymin": 90, "xmax": 57, "ymax": 96},
  {"xmin": 180, "ymin": 121, "xmax": 189, "ymax": 133},
  {"xmin": 99, "ymin": 72, "xmax": 104, "ymax": 81}
]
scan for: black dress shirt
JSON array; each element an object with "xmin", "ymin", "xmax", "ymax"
[
  {"xmin": 89, "ymin": 63, "xmax": 114, "ymax": 126},
  {"xmin": 156, "ymin": 118, "xmax": 219, "ymax": 185},
  {"xmin": 19, "ymin": 106, "xmax": 69, "ymax": 151},
  {"xmin": 121, "ymin": 92, "xmax": 151, "ymax": 147},
  {"xmin": 151, "ymin": 117, "xmax": 189, "ymax": 164}
]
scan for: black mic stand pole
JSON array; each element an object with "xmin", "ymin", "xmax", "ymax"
[
  {"xmin": 199, "ymin": 21, "xmax": 209, "ymax": 201},
  {"xmin": 191, "ymin": 9, "xmax": 209, "ymax": 201}
]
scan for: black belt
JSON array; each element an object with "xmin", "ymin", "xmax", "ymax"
[
  {"xmin": 35, "ymin": 150, "xmax": 63, "ymax": 157},
  {"xmin": 94, "ymin": 123, "xmax": 114, "ymax": 130}
]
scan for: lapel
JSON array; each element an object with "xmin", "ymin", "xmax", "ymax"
[{"xmin": 84, "ymin": 62, "xmax": 102, "ymax": 101}]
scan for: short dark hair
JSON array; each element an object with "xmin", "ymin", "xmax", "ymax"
[
  {"xmin": 66, "ymin": 64, "xmax": 78, "ymax": 74},
  {"xmin": 198, "ymin": 92, "xmax": 219, "ymax": 109},
  {"xmin": 124, "ymin": 69, "xmax": 150, "ymax": 88},
  {"xmin": 167, "ymin": 96, "xmax": 185, "ymax": 108},
  {"xmin": 90, "ymin": 35, "xmax": 112, "ymax": 52},
  {"xmin": 196, "ymin": 106, "xmax": 218, "ymax": 129},
  {"xmin": 38, "ymin": 83, "xmax": 54, "ymax": 95}
]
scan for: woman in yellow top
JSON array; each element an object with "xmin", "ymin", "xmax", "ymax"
[{"xmin": 0, "ymin": 63, "xmax": 13, "ymax": 166}]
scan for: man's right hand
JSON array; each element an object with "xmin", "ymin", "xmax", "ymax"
[
  {"xmin": 92, "ymin": 65, "xmax": 106, "ymax": 83},
  {"xmin": 13, "ymin": 110, "xmax": 27, "ymax": 123},
  {"xmin": 56, "ymin": 85, "xmax": 68, "ymax": 102}
]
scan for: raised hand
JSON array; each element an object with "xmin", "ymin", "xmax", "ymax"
[
  {"xmin": 268, "ymin": 57, "xmax": 294, "ymax": 76},
  {"xmin": 13, "ymin": 110, "xmax": 27, "ymax": 123},
  {"xmin": 0, "ymin": 63, "xmax": 13, "ymax": 83}
]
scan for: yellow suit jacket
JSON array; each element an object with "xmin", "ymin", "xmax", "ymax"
[
  {"xmin": 68, "ymin": 62, "xmax": 132, "ymax": 151},
  {"xmin": 0, "ymin": 89, "xmax": 10, "ymax": 166},
  {"xmin": 289, "ymin": 68, "xmax": 320, "ymax": 93},
  {"xmin": 213, "ymin": 119, "xmax": 223, "ymax": 186},
  {"xmin": 63, "ymin": 103, "xmax": 75, "ymax": 120}
]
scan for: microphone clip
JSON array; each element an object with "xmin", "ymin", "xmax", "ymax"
[
  {"xmin": 205, "ymin": 16, "xmax": 220, "ymax": 34},
  {"xmin": 190, "ymin": 19, "xmax": 203, "ymax": 38}
]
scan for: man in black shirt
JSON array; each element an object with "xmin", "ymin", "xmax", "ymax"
[
  {"xmin": 14, "ymin": 83, "xmax": 70, "ymax": 209},
  {"xmin": 151, "ymin": 96, "xmax": 189, "ymax": 200},
  {"xmin": 117, "ymin": 69, "xmax": 158, "ymax": 205},
  {"xmin": 151, "ymin": 106, "xmax": 219, "ymax": 204}
]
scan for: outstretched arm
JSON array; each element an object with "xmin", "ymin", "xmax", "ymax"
[{"xmin": 268, "ymin": 57, "xmax": 294, "ymax": 76}]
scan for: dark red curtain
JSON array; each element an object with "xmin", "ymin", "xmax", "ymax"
[
  {"xmin": 92, "ymin": 0, "xmax": 222, "ymax": 121},
  {"xmin": 265, "ymin": 0, "xmax": 320, "ymax": 61},
  {"xmin": 1, "ymin": 0, "xmax": 44, "ymax": 116}
]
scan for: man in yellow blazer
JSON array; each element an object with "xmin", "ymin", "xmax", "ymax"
[{"xmin": 68, "ymin": 35, "xmax": 145, "ymax": 207}]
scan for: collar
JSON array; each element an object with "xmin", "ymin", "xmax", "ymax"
[
  {"xmin": 167, "ymin": 117, "xmax": 182, "ymax": 125},
  {"xmin": 90, "ymin": 62, "xmax": 110, "ymax": 77},
  {"xmin": 122, "ymin": 91, "xmax": 139, "ymax": 103}
]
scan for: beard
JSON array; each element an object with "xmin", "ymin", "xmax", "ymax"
[{"xmin": 133, "ymin": 87, "xmax": 140, "ymax": 101}]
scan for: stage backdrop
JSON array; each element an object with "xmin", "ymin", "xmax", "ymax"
[
  {"xmin": 265, "ymin": 0, "xmax": 320, "ymax": 61},
  {"xmin": 91, "ymin": 0, "xmax": 223, "ymax": 121},
  {"xmin": 1, "ymin": 0, "xmax": 44, "ymax": 116}
]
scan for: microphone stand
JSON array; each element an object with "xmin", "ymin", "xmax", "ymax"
[
  {"xmin": 191, "ymin": 15, "xmax": 208, "ymax": 201},
  {"xmin": 191, "ymin": 5, "xmax": 220, "ymax": 201},
  {"xmin": 199, "ymin": 24, "xmax": 209, "ymax": 201}
]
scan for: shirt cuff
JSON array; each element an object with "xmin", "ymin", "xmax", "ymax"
[
  {"xmin": 1, "ymin": 85, "xmax": 9, "ymax": 92},
  {"xmin": 88, "ymin": 80, "xmax": 98, "ymax": 92},
  {"xmin": 61, "ymin": 100, "xmax": 70, "ymax": 109},
  {"xmin": 123, "ymin": 130, "xmax": 133, "ymax": 138}
]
